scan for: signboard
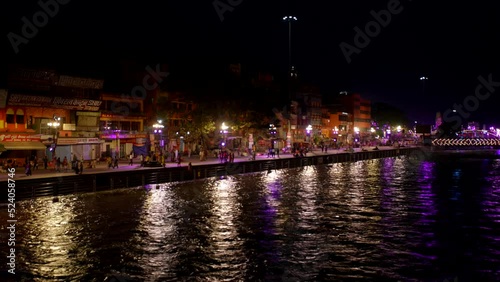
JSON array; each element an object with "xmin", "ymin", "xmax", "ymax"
[
  {"xmin": 100, "ymin": 133, "xmax": 147, "ymax": 139},
  {"xmin": 7, "ymin": 94, "xmax": 102, "ymax": 111},
  {"xmin": 57, "ymin": 138, "xmax": 101, "ymax": 145},
  {"xmin": 0, "ymin": 134, "xmax": 41, "ymax": 142},
  {"xmin": 8, "ymin": 68, "xmax": 58, "ymax": 86},
  {"xmin": 58, "ymin": 75, "xmax": 104, "ymax": 89}
]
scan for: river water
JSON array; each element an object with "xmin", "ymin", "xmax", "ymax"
[{"xmin": 1, "ymin": 156, "xmax": 500, "ymax": 281}]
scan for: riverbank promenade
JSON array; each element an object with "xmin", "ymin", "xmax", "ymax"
[{"xmin": 0, "ymin": 146, "xmax": 414, "ymax": 181}]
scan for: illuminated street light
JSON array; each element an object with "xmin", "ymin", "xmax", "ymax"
[
  {"xmin": 153, "ymin": 120, "xmax": 164, "ymax": 133},
  {"xmin": 152, "ymin": 120, "xmax": 165, "ymax": 152},
  {"xmin": 420, "ymin": 76, "xmax": 428, "ymax": 95},
  {"xmin": 220, "ymin": 122, "xmax": 229, "ymax": 147},
  {"xmin": 306, "ymin": 124, "xmax": 312, "ymax": 134},
  {"xmin": 47, "ymin": 116, "xmax": 61, "ymax": 152},
  {"xmin": 283, "ymin": 15, "xmax": 298, "ymax": 99}
]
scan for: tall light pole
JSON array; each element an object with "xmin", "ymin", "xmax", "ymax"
[
  {"xmin": 153, "ymin": 120, "xmax": 164, "ymax": 153},
  {"xmin": 420, "ymin": 76, "xmax": 428, "ymax": 95},
  {"xmin": 283, "ymin": 15, "xmax": 297, "ymax": 152},
  {"xmin": 269, "ymin": 123, "xmax": 277, "ymax": 148},
  {"xmin": 47, "ymin": 116, "xmax": 61, "ymax": 156},
  {"xmin": 306, "ymin": 124, "xmax": 312, "ymax": 143},
  {"xmin": 220, "ymin": 122, "xmax": 229, "ymax": 147},
  {"xmin": 283, "ymin": 15, "xmax": 297, "ymax": 100}
]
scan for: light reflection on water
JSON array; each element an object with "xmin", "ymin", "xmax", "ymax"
[{"xmin": 2, "ymin": 156, "xmax": 500, "ymax": 281}]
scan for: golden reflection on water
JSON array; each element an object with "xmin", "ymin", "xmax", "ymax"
[
  {"xmin": 21, "ymin": 198, "xmax": 80, "ymax": 280},
  {"xmin": 136, "ymin": 184, "xmax": 177, "ymax": 279},
  {"xmin": 3, "ymin": 156, "xmax": 500, "ymax": 281}
]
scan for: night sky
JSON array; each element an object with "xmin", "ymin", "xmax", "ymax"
[{"xmin": 3, "ymin": 0, "xmax": 500, "ymax": 125}]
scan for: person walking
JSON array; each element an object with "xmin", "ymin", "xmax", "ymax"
[
  {"xmin": 62, "ymin": 156, "xmax": 68, "ymax": 172},
  {"xmin": 129, "ymin": 152, "xmax": 134, "ymax": 166},
  {"xmin": 33, "ymin": 156, "xmax": 38, "ymax": 170},
  {"xmin": 113, "ymin": 156, "xmax": 119, "ymax": 169},
  {"xmin": 107, "ymin": 156, "xmax": 112, "ymax": 169},
  {"xmin": 43, "ymin": 155, "xmax": 48, "ymax": 169},
  {"xmin": 25, "ymin": 162, "xmax": 32, "ymax": 176},
  {"xmin": 56, "ymin": 157, "xmax": 61, "ymax": 172},
  {"xmin": 78, "ymin": 160, "xmax": 83, "ymax": 175}
]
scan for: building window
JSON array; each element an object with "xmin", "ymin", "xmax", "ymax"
[
  {"xmin": 131, "ymin": 122, "xmax": 140, "ymax": 131},
  {"xmin": 6, "ymin": 109, "xmax": 15, "ymax": 123},
  {"xmin": 121, "ymin": 121, "xmax": 131, "ymax": 131},
  {"xmin": 16, "ymin": 109, "xmax": 24, "ymax": 124}
]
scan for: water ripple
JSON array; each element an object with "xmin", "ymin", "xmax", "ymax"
[{"xmin": 2, "ymin": 156, "xmax": 500, "ymax": 281}]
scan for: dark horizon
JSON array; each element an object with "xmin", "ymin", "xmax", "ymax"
[{"xmin": 3, "ymin": 0, "xmax": 500, "ymax": 126}]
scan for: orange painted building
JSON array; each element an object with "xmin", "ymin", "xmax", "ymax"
[
  {"xmin": 1, "ymin": 66, "xmax": 104, "ymax": 163},
  {"xmin": 338, "ymin": 93, "xmax": 372, "ymax": 133}
]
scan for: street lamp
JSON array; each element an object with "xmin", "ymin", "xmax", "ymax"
[
  {"xmin": 153, "ymin": 120, "xmax": 165, "ymax": 153},
  {"xmin": 269, "ymin": 123, "xmax": 277, "ymax": 149},
  {"xmin": 306, "ymin": 124, "xmax": 312, "ymax": 142},
  {"xmin": 420, "ymin": 76, "xmax": 428, "ymax": 95},
  {"xmin": 354, "ymin": 127, "xmax": 360, "ymax": 144},
  {"xmin": 283, "ymin": 15, "xmax": 297, "ymax": 99},
  {"xmin": 220, "ymin": 122, "xmax": 229, "ymax": 147},
  {"xmin": 47, "ymin": 116, "xmax": 61, "ymax": 153}
]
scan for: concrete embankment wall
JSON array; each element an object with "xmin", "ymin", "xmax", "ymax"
[{"xmin": 0, "ymin": 148, "xmax": 419, "ymax": 202}]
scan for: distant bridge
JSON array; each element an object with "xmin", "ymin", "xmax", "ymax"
[{"xmin": 432, "ymin": 138, "xmax": 500, "ymax": 146}]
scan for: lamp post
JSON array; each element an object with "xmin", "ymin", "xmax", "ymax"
[
  {"xmin": 220, "ymin": 122, "xmax": 229, "ymax": 148},
  {"xmin": 153, "ymin": 120, "xmax": 165, "ymax": 153},
  {"xmin": 306, "ymin": 124, "xmax": 312, "ymax": 143},
  {"xmin": 283, "ymin": 15, "xmax": 297, "ymax": 100},
  {"xmin": 420, "ymin": 76, "xmax": 428, "ymax": 95},
  {"xmin": 354, "ymin": 127, "xmax": 360, "ymax": 146},
  {"xmin": 47, "ymin": 116, "xmax": 61, "ymax": 156},
  {"xmin": 269, "ymin": 123, "xmax": 277, "ymax": 148},
  {"xmin": 332, "ymin": 126, "xmax": 339, "ymax": 147}
]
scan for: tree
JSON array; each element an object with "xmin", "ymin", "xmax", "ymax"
[{"xmin": 371, "ymin": 102, "xmax": 410, "ymax": 128}]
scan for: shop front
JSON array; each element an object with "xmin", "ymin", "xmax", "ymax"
[
  {"xmin": 100, "ymin": 133, "xmax": 148, "ymax": 159},
  {"xmin": 56, "ymin": 137, "xmax": 103, "ymax": 161},
  {"xmin": 0, "ymin": 134, "xmax": 46, "ymax": 167}
]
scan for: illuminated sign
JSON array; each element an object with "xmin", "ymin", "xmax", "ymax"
[
  {"xmin": 100, "ymin": 134, "xmax": 147, "ymax": 139},
  {"xmin": 0, "ymin": 134, "xmax": 41, "ymax": 142},
  {"xmin": 7, "ymin": 94, "xmax": 102, "ymax": 111},
  {"xmin": 58, "ymin": 75, "xmax": 104, "ymax": 89},
  {"xmin": 56, "ymin": 138, "xmax": 101, "ymax": 145}
]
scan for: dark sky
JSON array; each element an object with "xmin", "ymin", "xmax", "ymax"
[{"xmin": 3, "ymin": 0, "xmax": 500, "ymax": 125}]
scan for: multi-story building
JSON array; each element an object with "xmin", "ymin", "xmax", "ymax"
[
  {"xmin": 1, "ymin": 65, "xmax": 104, "ymax": 163},
  {"xmin": 338, "ymin": 92, "xmax": 371, "ymax": 133},
  {"xmin": 293, "ymin": 85, "xmax": 322, "ymax": 144},
  {"xmin": 158, "ymin": 90, "xmax": 195, "ymax": 154},
  {"xmin": 99, "ymin": 92, "xmax": 147, "ymax": 158}
]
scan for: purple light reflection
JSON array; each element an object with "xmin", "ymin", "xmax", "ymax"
[{"xmin": 415, "ymin": 161, "xmax": 438, "ymax": 248}]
